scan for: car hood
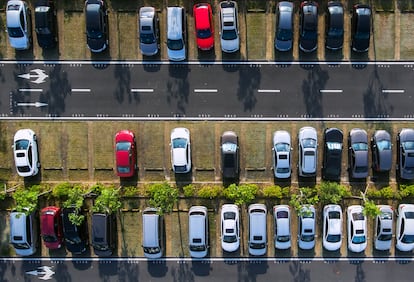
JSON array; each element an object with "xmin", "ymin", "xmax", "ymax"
[
  {"xmin": 197, "ymin": 37, "xmax": 214, "ymax": 50},
  {"xmin": 326, "ymin": 36, "xmax": 343, "ymax": 50},
  {"xmin": 8, "ymin": 36, "xmax": 30, "ymax": 50},
  {"xmin": 140, "ymin": 42, "xmax": 158, "ymax": 56},
  {"xmin": 168, "ymin": 47, "xmax": 186, "ymax": 61},
  {"xmin": 300, "ymin": 37, "xmax": 317, "ymax": 52},
  {"xmin": 275, "ymin": 38, "xmax": 292, "ymax": 52},
  {"xmin": 351, "ymin": 130, "xmax": 367, "ymax": 144},
  {"xmin": 87, "ymin": 37, "xmax": 106, "ymax": 53},
  {"xmin": 221, "ymin": 37, "xmax": 239, "ymax": 53},
  {"xmin": 37, "ymin": 33, "xmax": 56, "ymax": 49}
]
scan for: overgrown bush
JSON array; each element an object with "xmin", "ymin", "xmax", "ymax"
[
  {"xmin": 183, "ymin": 184, "xmax": 196, "ymax": 197},
  {"xmin": 262, "ymin": 185, "xmax": 283, "ymax": 198},
  {"xmin": 52, "ymin": 182, "xmax": 72, "ymax": 199},
  {"xmin": 12, "ymin": 185, "xmax": 42, "ymax": 215},
  {"xmin": 92, "ymin": 186, "xmax": 122, "ymax": 214},
  {"xmin": 223, "ymin": 184, "xmax": 258, "ymax": 206},
  {"xmin": 123, "ymin": 186, "xmax": 139, "ymax": 197},
  {"xmin": 147, "ymin": 182, "xmax": 178, "ymax": 215},
  {"xmin": 317, "ymin": 182, "xmax": 350, "ymax": 205},
  {"xmin": 399, "ymin": 184, "xmax": 414, "ymax": 198},
  {"xmin": 197, "ymin": 185, "xmax": 222, "ymax": 199},
  {"xmin": 366, "ymin": 186, "xmax": 396, "ymax": 199}
]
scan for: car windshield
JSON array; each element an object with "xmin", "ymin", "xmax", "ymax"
[
  {"xmin": 355, "ymin": 166, "xmax": 368, "ymax": 173},
  {"xmin": 15, "ymin": 140, "xmax": 29, "ymax": 150},
  {"xmin": 352, "ymin": 142, "xmax": 368, "ymax": 151},
  {"xmin": 352, "ymin": 234, "xmax": 366, "ymax": 244},
  {"xmin": 143, "ymin": 246, "xmax": 160, "ymax": 254},
  {"xmin": 329, "ymin": 211, "xmax": 341, "ymax": 219},
  {"xmin": 174, "ymin": 165, "xmax": 187, "ymax": 172},
  {"xmin": 224, "ymin": 212, "xmax": 236, "ymax": 220},
  {"xmin": 117, "ymin": 166, "xmax": 131, "ymax": 174},
  {"xmin": 190, "ymin": 245, "xmax": 206, "ymax": 251},
  {"xmin": 167, "ymin": 39, "xmax": 184, "ymax": 50},
  {"xmin": 250, "ymin": 242, "xmax": 265, "ymax": 249},
  {"xmin": 172, "ymin": 138, "xmax": 187, "ymax": 148},
  {"xmin": 327, "ymin": 142, "xmax": 342, "ymax": 150},
  {"xmin": 93, "ymin": 243, "xmax": 109, "ymax": 251},
  {"xmin": 355, "ymin": 31, "xmax": 370, "ymax": 40},
  {"xmin": 197, "ymin": 28, "xmax": 212, "ymax": 39},
  {"xmin": 140, "ymin": 33, "xmax": 155, "ymax": 44},
  {"xmin": 302, "ymin": 138, "xmax": 316, "ymax": 148},
  {"xmin": 377, "ymin": 140, "xmax": 391, "ymax": 151},
  {"xmin": 223, "ymin": 235, "xmax": 237, "ymax": 243},
  {"xmin": 277, "ymin": 235, "xmax": 290, "ymax": 242},
  {"xmin": 327, "ymin": 234, "xmax": 341, "ymax": 243},
  {"xmin": 301, "ymin": 234, "xmax": 314, "ymax": 242},
  {"xmin": 87, "ymin": 28, "xmax": 103, "ymax": 39},
  {"xmin": 42, "ymin": 235, "xmax": 58, "ymax": 243},
  {"xmin": 403, "ymin": 141, "xmax": 414, "ymax": 150},
  {"xmin": 276, "ymin": 143, "xmax": 290, "ymax": 152},
  {"xmin": 8, "ymin": 27, "xmax": 24, "ymax": 38},
  {"xmin": 277, "ymin": 167, "xmax": 290, "ymax": 173},
  {"xmin": 302, "ymin": 30, "xmax": 317, "ymax": 40},
  {"xmin": 12, "ymin": 242, "xmax": 30, "ymax": 250},
  {"xmin": 277, "ymin": 28, "xmax": 292, "ymax": 41},
  {"xmin": 65, "ymin": 235, "xmax": 82, "ymax": 245},
  {"xmin": 36, "ymin": 27, "xmax": 51, "ymax": 35},
  {"xmin": 402, "ymin": 235, "xmax": 414, "ymax": 244},
  {"xmin": 222, "ymin": 29, "xmax": 237, "ymax": 40},
  {"xmin": 116, "ymin": 141, "xmax": 131, "ymax": 151},
  {"xmin": 17, "ymin": 166, "xmax": 31, "ymax": 173},
  {"xmin": 328, "ymin": 27, "xmax": 343, "ymax": 37},
  {"xmin": 378, "ymin": 234, "xmax": 392, "ymax": 241}
]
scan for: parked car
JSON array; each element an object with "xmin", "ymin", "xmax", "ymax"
[
  {"xmin": 275, "ymin": 1, "xmax": 293, "ymax": 52},
  {"xmin": 325, "ymin": 1, "xmax": 343, "ymax": 50},
  {"xmin": 10, "ymin": 209, "xmax": 38, "ymax": 256},
  {"xmin": 40, "ymin": 206, "xmax": 63, "ymax": 249},
  {"xmin": 142, "ymin": 208, "xmax": 163, "ymax": 259},
  {"xmin": 139, "ymin": 7, "xmax": 159, "ymax": 56},
  {"xmin": 322, "ymin": 128, "xmax": 343, "ymax": 181},
  {"xmin": 6, "ymin": 0, "xmax": 32, "ymax": 50},
  {"xmin": 220, "ymin": 204, "xmax": 240, "ymax": 252},
  {"xmin": 62, "ymin": 207, "xmax": 87, "ymax": 254},
  {"xmin": 351, "ymin": 4, "xmax": 371, "ymax": 52},
  {"xmin": 298, "ymin": 205, "xmax": 316, "ymax": 250},
  {"xmin": 91, "ymin": 212, "xmax": 115, "ymax": 256},
  {"xmin": 166, "ymin": 6, "xmax": 186, "ymax": 61},
  {"xmin": 323, "ymin": 204, "xmax": 342, "ymax": 251},
  {"xmin": 299, "ymin": 1, "xmax": 318, "ymax": 53},
  {"xmin": 34, "ymin": 0, "xmax": 57, "ymax": 48},
  {"xmin": 272, "ymin": 130, "xmax": 292, "ymax": 179},
  {"xmin": 219, "ymin": 1, "xmax": 239, "ymax": 53},
  {"xmin": 13, "ymin": 129, "xmax": 40, "ymax": 177},
  {"xmin": 85, "ymin": 0, "xmax": 108, "ymax": 53},
  {"xmin": 273, "ymin": 205, "xmax": 291, "ymax": 250},
  {"xmin": 397, "ymin": 128, "xmax": 414, "ymax": 180},
  {"xmin": 347, "ymin": 205, "xmax": 367, "ymax": 253},
  {"xmin": 371, "ymin": 130, "xmax": 392, "ymax": 172},
  {"xmin": 115, "ymin": 130, "xmax": 137, "ymax": 178},
  {"xmin": 188, "ymin": 206, "xmax": 209, "ymax": 258},
  {"xmin": 221, "ymin": 131, "xmax": 239, "ymax": 179},
  {"xmin": 396, "ymin": 204, "xmax": 414, "ymax": 252},
  {"xmin": 170, "ymin": 127, "xmax": 191, "ymax": 173},
  {"xmin": 298, "ymin": 126, "xmax": 318, "ymax": 177},
  {"xmin": 248, "ymin": 204, "xmax": 267, "ymax": 256},
  {"xmin": 193, "ymin": 3, "xmax": 214, "ymax": 50},
  {"xmin": 348, "ymin": 128, "xmax": 369, "ymax": 179},
  {"xmin": 374, "ymin": 205, "xmax": 393, "ymax": 251}
]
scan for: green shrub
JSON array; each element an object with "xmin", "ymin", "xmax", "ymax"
[
  {"xmin": 92, "ymin": 187, "xmax": 122, "ymax": 214},
  {"xmin": 12, "ymin": 186, "xmax": 42, "ymax": 215},
  {"xmin": 223, "ymin": 184, "xmax": 258, "ymax": 206},
  {"xmin": 52, "ymin": 182, "xmax": 72, "ymax": 199},
  {"xmin": 197, "ymin": 185, "xmax": 222, "ymax": 199},
  {"xmin": 123, "ymin": 186, "xmax": 139, "ymax": 197},
  {"xmin": 183, "ymin": 184, "xmax": 196, "ymax": 197},
  {"xmin": 399, "ymin": 184, "xmax": 414, "ymax": 198},
  {"xmin": 367, "ymin": 186, "xmax": 396, "ymax": 199},
  {"xmin": 262, "ymin": 185, "xmax": 283, "ymax": 198},
  {"xmin": 317, "ymin": 182, "xmax": 350, "ymax": 205},
  {"xmin": 147, "ymin": 182, "xmax": 178, "ymax": 215}
]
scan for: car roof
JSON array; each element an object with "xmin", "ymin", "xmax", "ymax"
[
  {"xmin": 167, "ymin": 7, "xmax": 184, "ymax": 40},
  {"xmin": 142, "ymin": 208, "xmax": 159, "ymax": 246},
  {"xmin": 189, "ymin": 206, "xmax": 207, "ymax": 242},
  {"xmin": 41, "ymin": 207, "xmax": 59, "ymax": 235},
  {"xmin": 92, "ymin": 213, "xmax": 108, "ymax": 241},
  {"xmin": 194, "ymin": 4, "xmax": 211, "ymax": 30},
  {"xmin": 350, "ymin": 128, "xmax": 367, "ymax": 143},
  {"xmin": 10, "ymin": 211, "xmax": 28, "ymax": 241}
]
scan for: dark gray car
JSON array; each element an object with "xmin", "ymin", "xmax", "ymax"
[
  {"xmin": 91, "ymin": 212, "xmax": 115, "ymax": 256},
  {"xmin": 325, "ymin": 1, "xmax": 343, "ymax": 50},
  {"xmin": 348, "ymin": 128, "xmax": 369, "ymax": 179},
  {"xmin": 371, "ymin": 130, "xmax": 392, "ymax": 172},
  {"xmin": 221, "ymin": 131, "xmax": 239, "ymax": 180},
  {"xmin": 275, "ymin": 1, "xmax": 293, "ymax": 52},
  {"xmin": 139, "ymin": 7, "xmax": 159, "ymax": 56},
  {"xmin": 397, "ymin": 128, "xmax": 414, "ymax": 180},
  {"xmin": 299, "ymin": 1, "xmax": 318, "ymax": 53}
]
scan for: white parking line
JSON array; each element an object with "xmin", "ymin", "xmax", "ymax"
[
  {"xmin": 382, "ymin": 89, "xmax": 405, "ymax": 93},
  {"xmin": 258, "ymin": 89, "xmax": 281, "ymax": 93},
  {"xmin": 194, "ymin": 89, "xmax": 218, "ymax": 93},
  {"xmin": 18, "ymin": 89, "xmax": 43, "ymax": 92},
  {"xmin": 131, "ymin": 89, "xmax": 154, "ymax": 93},
  {"xmin": 320, "ymin": 90, "xmax": 343, "ymax": 93},
  {"xmin": 71, "ymin": 89, "xmax": 91, "ymax": 93}
]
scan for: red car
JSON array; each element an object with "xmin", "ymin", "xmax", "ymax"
[
  {"xmin": 193, "ymin": 3, "xmax": 214, "ymax": 50},
  {"xmin": 40, "ymin": 206, "xmax": 63, "ymax": 249},
  {"xmin": 115, "ymin": 130, "xmax": 137, "ymax": 177}
]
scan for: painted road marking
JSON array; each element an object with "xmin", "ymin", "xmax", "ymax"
[
  {"xmin": 71, "ymin": 89, "xmax": 91, "ymax": 93},
  {"xmin": 320, "ymin": 90, "xmax": 343, "ymax": 93},
  {"xmin": 131, "ymin": 89, "xmax": 154, "ymax": 93},
  {"xmin": 194, "ymin": 89, "xmax": 218, "ymax": 93},
  {"xmin": 18, "ymin": 89, "xmax": 43, "ymax": 92},
  {"xmin": 258, "ymin": 89, "xmax": 281, "ymax": 93},
  {"xmin": 382, "ymin": 89, "xmax": 405, "ymax": 93}
]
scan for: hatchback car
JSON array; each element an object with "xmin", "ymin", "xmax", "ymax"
[
  {"xmin": 221, "ymin": 131, "xmax": 239, "ymax": 180},
  {"xmin": 91, "ymin": 212, "xmax": 115, "ymax": 256},
  {"xmin": 273, "ymin": 205, "xmax": 291, "ymax": 250},
  {"xmin": 13, "ymin": 129, "xmax": 40, "ymax": 177},
  {"xmin": 85, "ymin": 0, "xmax": 108, "ymax": 53},
  {"xmin": 193, "ymin": 3, "xmax": 214, "ymax": 50},
  {"xmin": 219, "ymin": 1, "xmax": 239, "ymax": 53},
  {"xmin": 374, "ymin": 205, "xmax": 393, "ymax": 251},
  {"xmin": 272, "ymin": 130, "xmax": 291, "ymax": 179},
  {"xmin": 325, "ymin": 1, "xmax": 343, "ymax": 50},
  {"xmin": 275, "ymin": 1, "xmax": 294, "ymax": 52},
  {"xmin": 397, "ymin": 128, "xmax": 414, "ymax": 180},
  {"xmin": 396, "ymin": 204, "xmax": 414, "ymax": 252},
  {"xmin": 115, "ymin": 130, "xmax": 136, "ymax": 178},
  {"xmin": 62, "ymin": 207, "xmax": 87, "ymax": 254},
  {"xmin": 34, "ymin": 0, "xmax": 57, "ymax": 48},
  {"xmin": 348, "ymin": 128, "xmax": 369, "ymax": 179},
  {"xmin": 347, "ymin": 205, "xmax": 367, "ymax": 253},
  {"xmin": 298, "ymin": 126, "xmax": 318, "ymax": 177},
  {"xmin": 220, "ymin": 204, "xmax": 240, "ymax": 252},
  {"xmin": 323, "ymin": 204, "xmax": 342, "ymax": 251},
  {"xmin": 188, "ymin": 206, "xmax": 209, "ymax": 258},
  {"xmin": 139, "ymin": 7, "xmax": 159, "ymax": 56},
  {"xmin": 248, "ymin": 204, "xmax": 267, "ymax": 256},
  {"xmin": 322, "ymin": 128, "xmax": 343, "ymax": 181},
  {"xmin": 351, "ymin": 4, "xmax": 371, "ymax": 52},
  {"xmin": 371, "ymin": 130, "xmax": 392, "ymax": 172},
  {"xmin": 10, "ymin": 209, "xmax": 38, "ymax": 256},
  {"xmin": 299, "ymin": 1, "xmax": 318, "ymax": 53},
  {"xmin": 40, "ymin": 206, "xmax": 63, "ymax": 249},
  {"xmin": 170, "ymin": 127, "xmax": 191, "ymax": 173},
  {"xmin": 6, "ymin": 0, "xmax": 32, "ymax": 50},
  {"xmin": 298, "ymin": 205, "xmax": 316, "ymax": 250}
]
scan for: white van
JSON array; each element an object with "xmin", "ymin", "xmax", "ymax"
[
  {"xmin": 167, "ymin": 6, "xmax": 186, "ymax": 61},
  {"xmin": 142, "ymin": 208, "xmax": 163, "ymax": 259},
  {"xmin": 188, "ymin": 206, "xmax": 208, "ymax": 258},
  {"xmin": 10, "ymin": 209, "xmax": 38, "ymax": 256},
  {"xmin": 248, "ymin": 203, "xmax": 267, "ymax": 256}
]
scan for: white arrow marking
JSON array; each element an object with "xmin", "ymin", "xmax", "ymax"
[
  {"xmin": 26, "ymin": 266, "xmax": 55, "ymax": 280},
  {"xmin": 18, "ymin": 69, "xmax": 49, "ymax": 84},
  {"xmin": 17, "ymin": 102, "xmax": 48, "ymax": 107}
]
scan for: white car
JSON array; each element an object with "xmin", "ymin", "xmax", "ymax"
[
  {"xmin": 374, "ymin": 205, "xmax": 393, "ymax": 251},
  {"xmin": 13, "ymin": 129, "xmax": 40, "ymax": 177},
  {"xmin": 347, "ymin": 205, "xmax": 367, "ymax": 253},
  {"xmin": 396, "ymin": 204, "xmax": 414, "ymax": 252},
  {"xmin": 248, "ymin": 203, "xmax": 267, "ymax": 256},
  {"xmin": 219, "ymin": 1, "xmax": 239, "ymax": 53},
  {"xmin": 273, "ymin": 205, "xmax": 291, "ymax": 249},
  {"xmin": 272, "ymin": 131, "xmax": 291, "ymax": 179},
  {"xmin": 298, "ymin": 205, "xmax": 316, "ymax": 250},
  {"xmin": 170, "ymin": 127, "xmax": 191, "ymax": 173},
  {"xmin": 6, "ymin": 0, "xmax": 32, "ymax": 50},
  {"xmin": 298, "ymin": 127, "xmax": 318, "ymax": 177},
  {"xmin": 323, "ymin": 204, "xmax": 342, "ymax": 251},
  {"xmin": 220, "ymin": 204, "xmax": 240, "ymax": 252}
]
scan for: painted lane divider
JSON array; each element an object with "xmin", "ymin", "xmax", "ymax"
[
  {"xmin": 71, "ymin": 89, "xmax": 91, "ymax": 93},
  {"xmin": 194, "ymin": 89, "xmax": 218, "ymax": 93},
  {"xmin": 382, "ymin": 89, "xmax": 405, "ymax": 93},
  {"xmin": 18, "ymin": 89, "xmax": 43, "ymax": 92},
  {"xmin": 257, "ymin": 89, "xmax": 281, "ymax": 93},
  {"xmin": 131, "ymin": 89, "xmax": 154, "ymax": 93},
  {"xmin": 320, "ymin": 90, "xmax": 343, "ymax": 93}
]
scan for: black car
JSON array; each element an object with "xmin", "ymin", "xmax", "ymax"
[
  {"xmin": 348, "ymin": 128, "xmax": 369, "ymax": 179},
  {"xmin": 62, "ymin": 207, "xmax": 87, "ymax": 254},
  {"xmin": 299, "ymin": 1, "xmax": 318, "ymax": 53},
  {"xmin": 322, "ymin": 128, "xmax": 343, "ymax": 181},
  {"xmin": 221, "ymin": 131, "xmax": 239, "ymax": 180},
  {"xmin": 34, "ymin": 0, "xmax": 57, "ymax": 48},
  {"xmin": 371, "ymin": 130, "xmax": 392, "ymax": 172},
  {"xmin": 85, "ymin": 0, "xmax": 108, "ymax": 53},
  {"xmin": 325, "ymin": 1, "xmax": 343, "ymax": 50},
  {"xmin": 397, "ymin": 128, "xmax": 414, "ymax": 180},
  {"xmin": 351, "ymin": 4, "xmax": 371, "ymax": 52},
  {"xmin": 91, "ymin": 212, "xmax": 115, "ymax": 256}
]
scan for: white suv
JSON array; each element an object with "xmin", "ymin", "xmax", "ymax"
[{"xmin": 219, "ymin": 1, "xmax": 239, "ymax": 53}]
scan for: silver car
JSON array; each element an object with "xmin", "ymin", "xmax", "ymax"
[
  {"xmin": 397, "ymin": 128, "xmax": 414, "ymax": 180},
  {"xmin": 273, "ymin": 205, "xmax": 291, "ymax": 249},
  {"xmin": 275, "ymin": 1, "xmax": 293, "ymax": 51},
  {"xmin": 272, "ymin": 130, "xmax": 291, "ymax": 178},
  {"xmin": 298, "ymin": 126, "xmax": 318, "ymax": 177},
  {"xmin": 139, "ymin": 7, "xmax": 159, "ymax": 56},
  {"xmin": 348, "ymin": 128, "xmax": 369, "ymax": 179},
  {"xmin": 219, "ymin": 1, "xmax": 239, "ymax": 53},
  {"xmin": 6, "ymin": 0, "xmax": 32, "ymax": 50}
]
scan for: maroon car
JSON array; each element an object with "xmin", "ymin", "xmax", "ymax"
[
  {"xmin": 115, "ymin": 130, "xmax": 137, "ymax": 177},
  {"xmin": 41, "ymin": 206, "xmax": 63, "ymax": 249}
]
